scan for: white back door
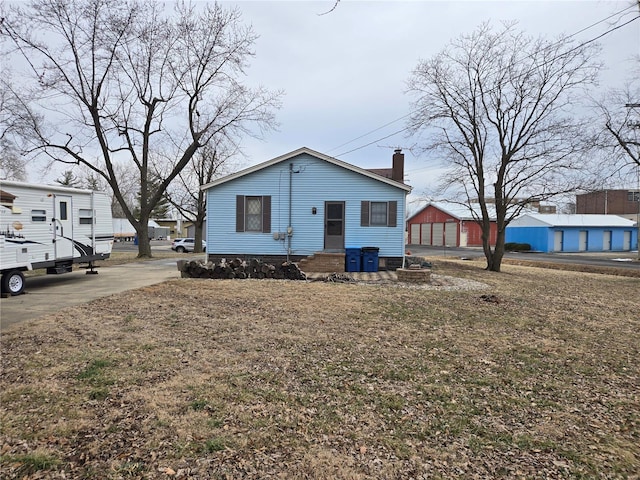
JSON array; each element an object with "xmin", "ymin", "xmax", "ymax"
[
  {"xmin": 459, "ymin": 229, "xmax": 468, "ymax": 247},
  {"xmin": 54, "ymin": 195, "xmax": 74, "ymax": 258},
  {"xmin": 553, "ymin": 231, "xmax": 563, "ymax": 251},
  {"xmin": 578, "ymin": 230, "xmax": 588, "ymax": 251}
]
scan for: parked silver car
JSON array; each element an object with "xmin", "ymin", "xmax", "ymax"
[{"xmin": 171, "ymin": 238, "xmax": 206, "ymax": 253}]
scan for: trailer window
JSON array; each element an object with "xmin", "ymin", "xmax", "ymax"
[
  {"xmin": 79, "ymin": 209, "xmax": 94, "ymax": 225},
  {"xmin": 31, "ymin": 209, "xmax": 46, "ymax": 222},
  {"xmin": 59, "ymin": 201, "xmax": 68, "ymax": 220}
]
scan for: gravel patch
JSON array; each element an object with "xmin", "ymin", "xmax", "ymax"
[{"xmin": 307, "ymin": 271, "xmax": 489, "ymax": 291}]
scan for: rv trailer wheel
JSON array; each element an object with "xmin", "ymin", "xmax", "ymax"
[{"xmin": 2, "ymin": 270, "xmax": 25, "ymax": 296}]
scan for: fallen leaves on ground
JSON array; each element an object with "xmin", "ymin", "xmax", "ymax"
[{"xmin": 1, "ymin": 259, "xmax": 639, "ymax": 479}]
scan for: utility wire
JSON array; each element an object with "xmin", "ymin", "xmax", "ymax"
[
  {"xmin": 337, "ymin": 127, "xmax": 410, "ymax": 157},
  {"xmin": 561, "ymin": 3, "xmax": 637, "ymax": 40},
  {"xmin": 560, "ymin": 14, "xmax": 639, "ymax": 56},
  {"xmin": 332, "ymin": 5, "xmax": 640, "ymax": 158},
  {"xmin": 327, "ymin": 113, "xmax": 412, "ymax": 153}
]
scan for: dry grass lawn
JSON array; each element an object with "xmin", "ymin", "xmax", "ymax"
[{"xmin": 1, "ymin": 259, "xmax": 639, "ymax": 479}]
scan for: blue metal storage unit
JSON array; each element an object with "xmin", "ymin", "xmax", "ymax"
[{"xmin": 506, "ymin": 213, "xmax": 638, "ymax": 252}]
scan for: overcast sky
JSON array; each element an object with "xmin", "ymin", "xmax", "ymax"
[{"xmin": 221, "ymin": 0, "xmax": 640, "ymax": 201}]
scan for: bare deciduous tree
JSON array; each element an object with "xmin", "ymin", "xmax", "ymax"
[
  {"xmin": 0, "ymin": 140, "xmax": 26, "ymax": 181},
  {"xmin": 1, "ymin": 0, "xmax": 282, "ymax": 257},
  {"xmin": 595, "ymin": 81, "xmax": 640, "ymax": 169},
  {"xmin": 408, "ymin": 22, "xmax": 600, "ymax": 272},
  {"xmin": 0, "ymin": 78, "xmax": 36, "ymax": 181},
  {"xmin": 165, "ymin": 138, "xmax": 240, "ymax": 253},
  {"xmin": 593, "ymin": 76, "xmax": 640, "ymax": 259}
]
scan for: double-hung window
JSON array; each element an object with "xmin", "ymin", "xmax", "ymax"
[
  {"xmin": 236, "ymin": 195, "xmax": 271, "ymax": 233},
  {"xmin": 245, "ymin": 196, "xmax": 263, "ymax": 232},
  {"xmin": 370, "ymin": 202, "xmax": 388, "ymax": 226},
  {"xmin": 361, "ymin": 201, "xmax": 397, "ymax": 227}
]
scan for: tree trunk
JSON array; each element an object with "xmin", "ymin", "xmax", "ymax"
[
  {"xmin": 481, "ymin": 236, "xmax": 495, "ymax": 271},
  {"xmin": 192, "ymin": 190, "xmax": 206, "ymax": 253},
  {"xmin": 480, "ymin": 213, "xmax": 495, "ymax": 271},
  {"xmin": 485, "ymin": 229, "xmax": 505, "ymax": 272},
  {"xmin": 135, "ymin": 219, "xmax": 152, "ymax": 258},
  {"xmin": 193, "ymin": 214, "xmax": 205, "ymax": 253},
  {"xmin": 193, "ymin": 226, "xmax": 204, "ymax": 253},
  {"xmin": 481, "ymin": 220, "xmax": 506, "ymax": 272}
]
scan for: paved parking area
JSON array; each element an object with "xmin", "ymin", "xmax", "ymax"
[{"xmin": 0, "ymin": 258, "xmax": 181, "ymax": 331}]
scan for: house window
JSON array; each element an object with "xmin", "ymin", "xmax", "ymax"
[
  {"xmin": 627, "ymin": 191, "xmax": 640, "ymax": 202},
  {"xmin": 79, "ymin": 209, "xmax": 93, "ymax": 225},
  {"xmin": 370, "ymin": 202, "xmax": 388, "ymax": 226},
  {"xmin": 31, "ymin": 209, "xmax": 46, "ymax": 222},
  {"xmin": 361, "ymin": 201, "xmax": 397, "ymax": 227},
  {"xmin": 236, "ymin": 195, "xmax": 271, "ymax": 233},
  {"xmin": 246, "ymin": 196, "xmax": 263, "ymax": 231}
]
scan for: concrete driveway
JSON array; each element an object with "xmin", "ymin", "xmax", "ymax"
[{"xmin": 0, "ymin": 258, "xmax": 181, "ymax": 331}]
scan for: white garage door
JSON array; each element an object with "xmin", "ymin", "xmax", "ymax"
[
  {"xmin": 421, "ymin": 223, "xmax": 431, "ymax": 245},
  {"xmin": 410, "ymin": 223, "xmax": 420, "ymax": 244},
  {"xmin": 445, "ymin": 222, "xmax": 457, "ymax": 246},
  {"xmin": 432, "ymin": 223, "xmax": 444, "ymax": 246}
]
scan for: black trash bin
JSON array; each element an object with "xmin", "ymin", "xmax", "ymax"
[
  {"xmin": 345, "ymin": 247, "xmax": 362, "ymax": 272},
  {"xmin": 361, "ymin": 247, "xmax": 379, "ymax": 272}
]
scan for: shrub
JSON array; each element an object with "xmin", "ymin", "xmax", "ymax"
[{"xmin": 504, "ymin": 242, "xmax": 532, "ymax": 252}]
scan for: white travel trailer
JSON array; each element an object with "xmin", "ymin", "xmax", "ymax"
[{"xmin": 0, "ymin": 181, "xmax": 114, "ymax": 295}]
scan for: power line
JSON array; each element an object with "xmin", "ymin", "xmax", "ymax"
[
  {"xmin": 561, "ymin": 14, "xmax": 639, "ymax": 56},
  {"xmin": 327, "ymin": 113, "xmax": 412, "ymax": 153},
  {"xmin": 336, "ymin": 127, "xmax": 410, "ymax": 157},
  {"xmin": 331, "ymin": 5, "xmax": 639, "ymax": 159},
  {"xmin": 562, "ymin": 3, "xmax": 637, "ymax": 40}
]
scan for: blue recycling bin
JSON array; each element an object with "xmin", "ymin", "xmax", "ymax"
[
  {"xmin": 345, "ymin": 247, "xmax": 362, "ymax": 272},
  {"xmin": 361, "ymin": 247, "xmax": 379, "ymax": 272}
]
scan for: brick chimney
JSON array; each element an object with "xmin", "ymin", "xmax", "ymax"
[{"xmin": 392, "ymin": 148, "xmax": 404, "ymax": 183}]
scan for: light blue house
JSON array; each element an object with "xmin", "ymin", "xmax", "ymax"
[
  {"xmin": 506, "ymin": 213, "xmax": 638, "ymax": 253},
  {"xmin": 202, "ymin": 147, "xmax": 412, "ymax": 270}
]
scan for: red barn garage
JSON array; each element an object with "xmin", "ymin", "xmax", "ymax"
[{"xmin": 407, "ymin": 202, "xmax": 497, "ymax": 247}]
